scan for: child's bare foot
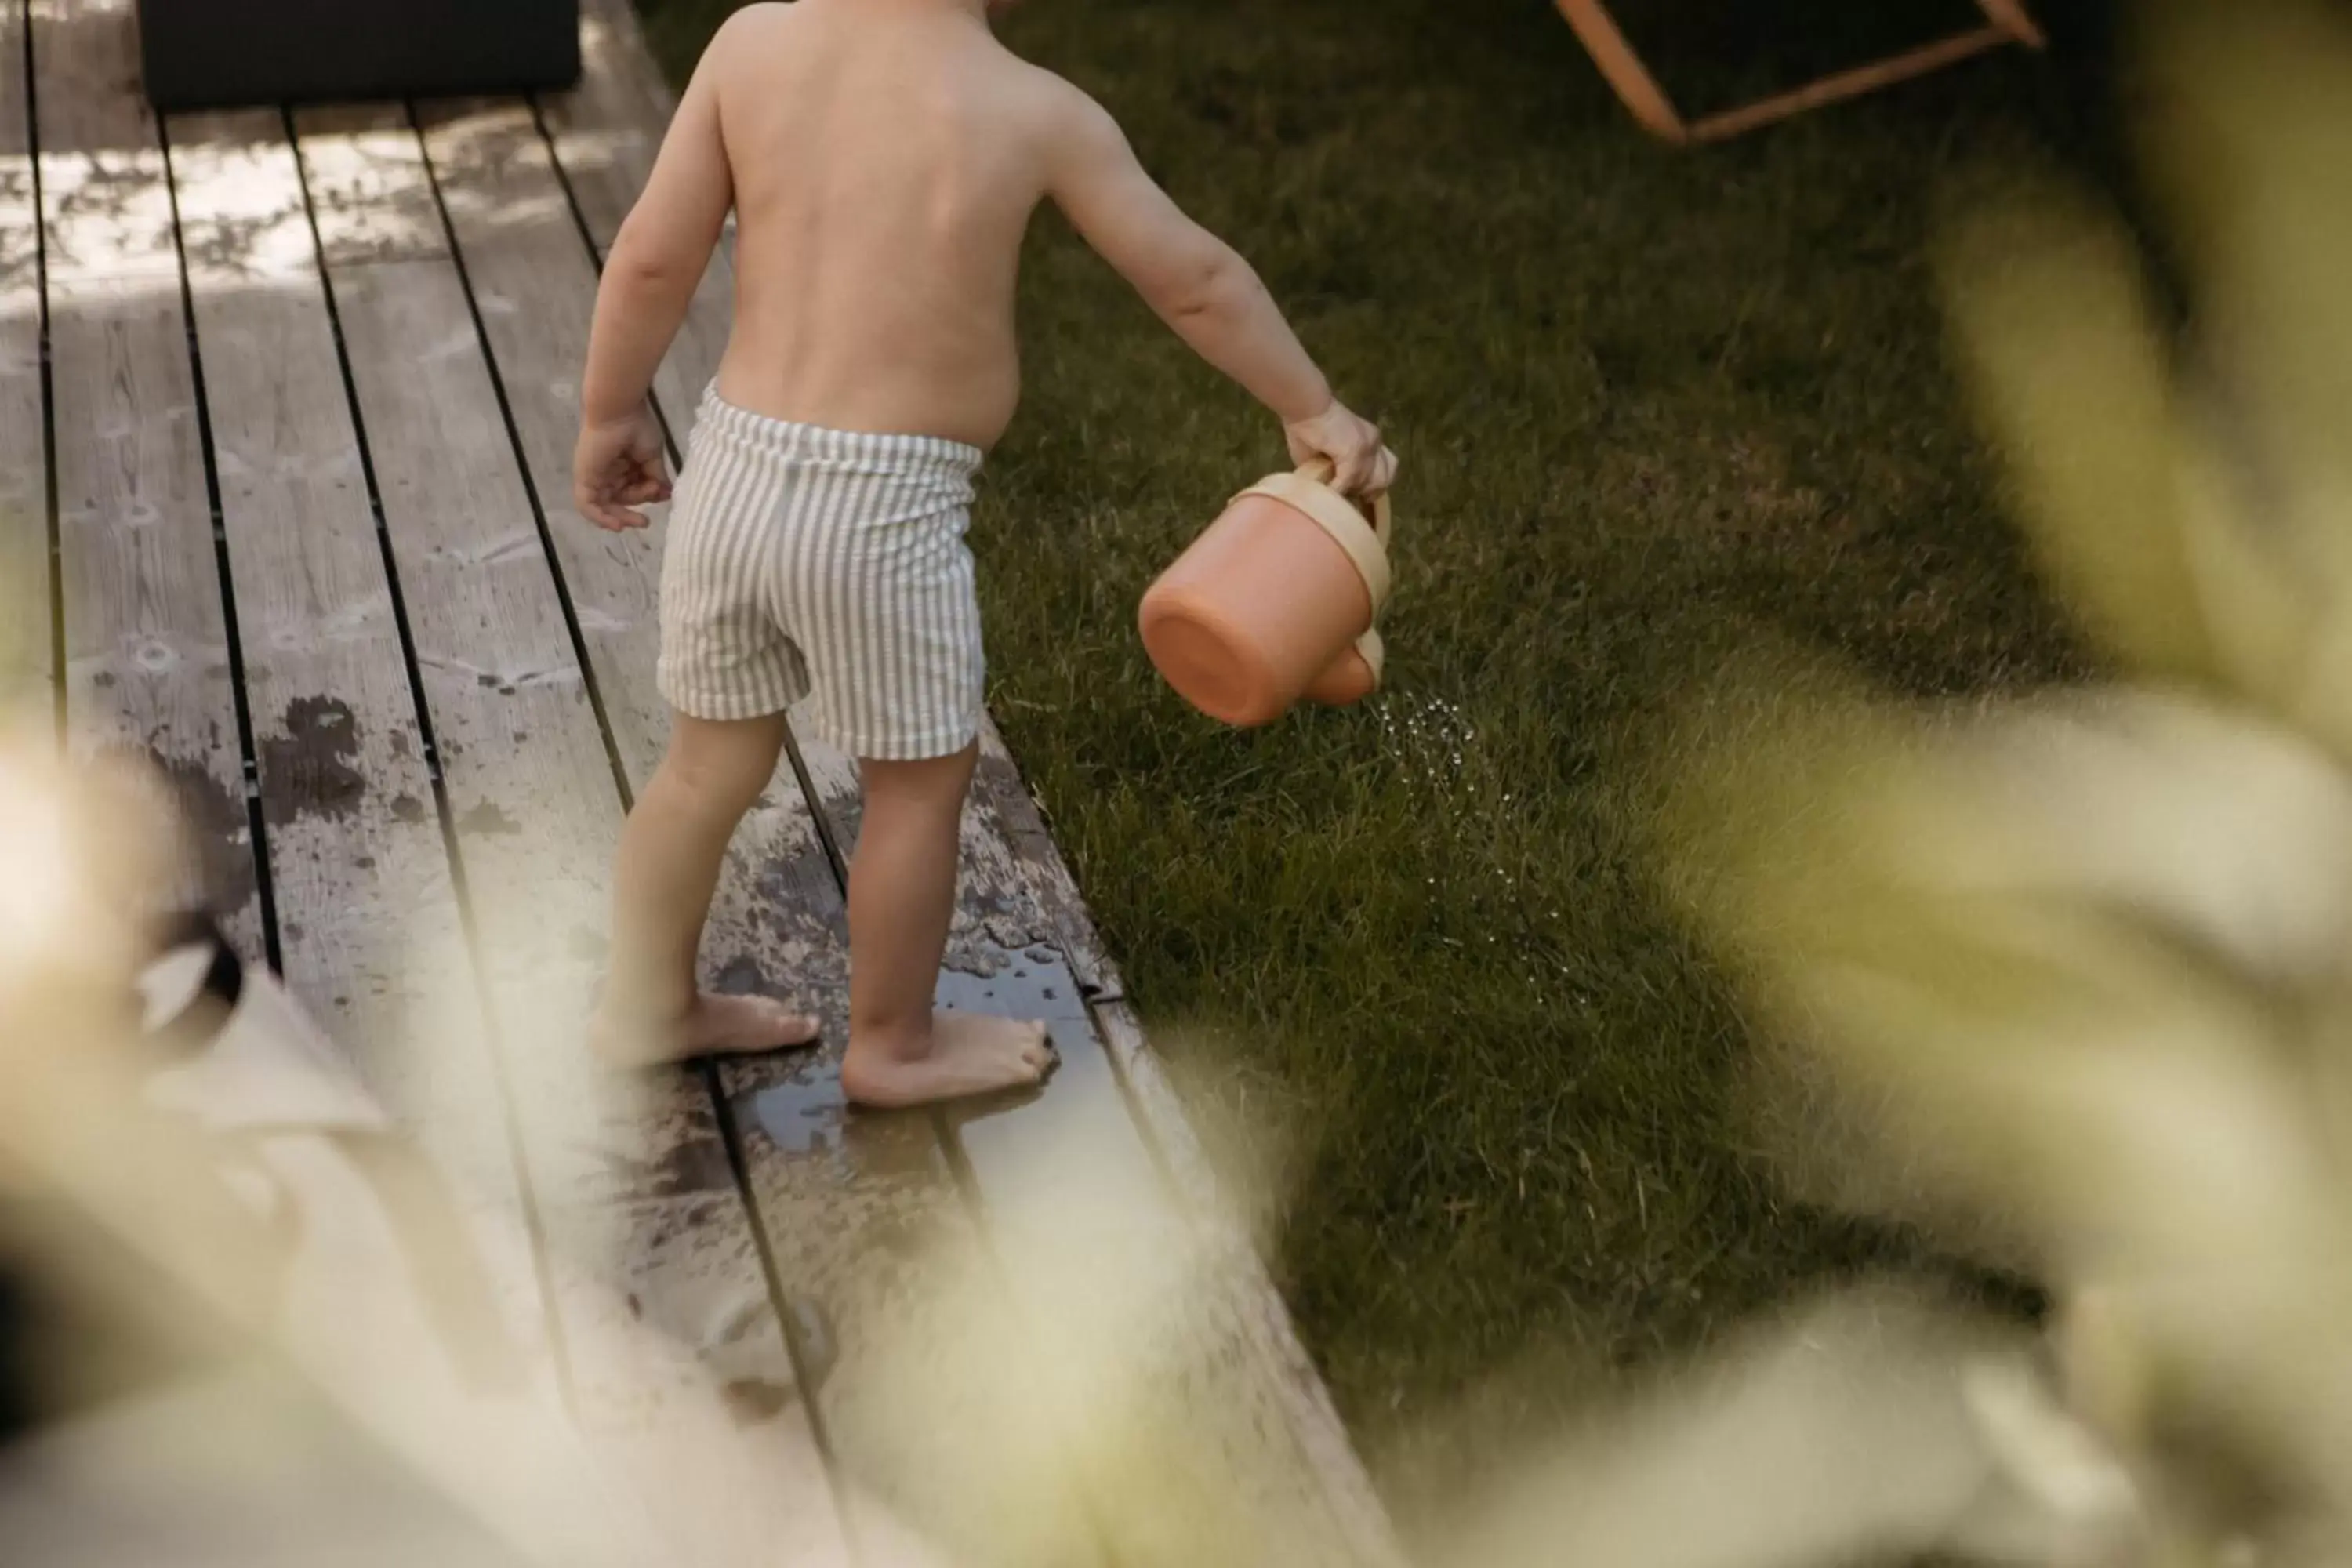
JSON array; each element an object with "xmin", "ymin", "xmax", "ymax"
[
  {"xmin": 591, "ymin": 993, "xmax": 823, "ymax": 1069},
  {"xmin": 840, "ymin": 1011, "xmax": 1056, "ymax": 1109}
]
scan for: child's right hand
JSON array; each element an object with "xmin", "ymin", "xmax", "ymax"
[
  {"xmin": 1284, "ymin": 401, "xmax": 1398, "ymax": 499},
  {"xmin": 574, "ymin": 407, "xmax": 672, "ymax": 532}
]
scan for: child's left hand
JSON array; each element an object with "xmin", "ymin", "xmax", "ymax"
[{"xmin": 574, "ymin": 407, "xmax": 672, "ymax": 531}]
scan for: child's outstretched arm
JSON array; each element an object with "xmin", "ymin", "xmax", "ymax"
[
  {"xmin": 1044, "ymin": 89, "xmax": 1397, "ymax": 497},
  {"xmin": 573, "ymin": 37, "xmax": 736, "ymax": 529}
]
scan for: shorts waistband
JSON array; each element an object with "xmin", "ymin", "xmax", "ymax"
[{"xmin": 695, "ymin": 385, "xmax": 985, "ymax": 479}]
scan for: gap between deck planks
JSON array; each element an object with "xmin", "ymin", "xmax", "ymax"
[
  {"xmin": 537, "ymin": 3, "xmax": 1403, "ymax": 1563},
  {"xmin": 1, "ymin": 0, "xmax": 49, "ymax": 706},
  {"xmin": 30, "ymin": 0, "xmax": 264, "ymax": 954}
]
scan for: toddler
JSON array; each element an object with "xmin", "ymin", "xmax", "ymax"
[{"xmin": 575, "ymin": 0, "xmax": 1395, "ymax": 1106}]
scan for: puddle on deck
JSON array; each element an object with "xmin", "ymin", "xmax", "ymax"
[
  {"xmin": 750, "ymin": 1068, "xmax": 853, "ymax": 1161},
  {"xmin": 934, "ymin": 939, "xmax": 1094, "ymax": 1023},
  {"xmin": 746, "ymin": 938, "xmax": 1099, "ymax": 1168}
]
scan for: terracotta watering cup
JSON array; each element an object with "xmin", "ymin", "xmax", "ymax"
[{"xmin": 1140, "ymin": 459, "xmax": 1394, "ymax": 728}]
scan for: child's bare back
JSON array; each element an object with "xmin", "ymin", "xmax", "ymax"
[{"xmin": 702, "ymin": 0, "xmax": 1064, "ymax": 447}]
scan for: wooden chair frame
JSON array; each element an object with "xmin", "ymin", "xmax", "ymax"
[{"xmin": 1553, "ymin": 0, "xmax": 2045, "ymax": 143}]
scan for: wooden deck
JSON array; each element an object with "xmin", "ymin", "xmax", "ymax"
[{"xmin": 0, "ymin": 2, "xmax": 1399, "ymax": 1563}]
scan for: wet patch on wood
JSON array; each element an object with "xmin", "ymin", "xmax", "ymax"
[
  {"xmin": 935, "ymin": 940, "xmax": 1093, "ymax": 1023},
  {"xmin": 258, "ymin": 695, "xmax": 367, "ymax": 826},
  {"xmin": 456, "ymin": 800, "xmax": 522, "ymax": 838}
]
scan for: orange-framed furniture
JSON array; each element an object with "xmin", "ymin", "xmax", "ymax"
[{"xmin": 1553, "ymin": 0, "xmax": 2045, "ymax": 143}]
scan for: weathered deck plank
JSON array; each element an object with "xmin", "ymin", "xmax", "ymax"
[
  {"xmin": 163, "ymin": 102, "xmax": 554, "ymax": 1381},
  {"xmin": 1, "ymin": 0, "xmax": 48, "ymax": 706},
  {"xmin": 291, "ymin": 101, "xmax": 847, "ymax": 1568},
  {"xmin": 415, "ymin": 97, "xmax": 1056, "ymax": 1559},
  {"xmin": 32, "ymin": 0, "xmax": 258, "ymax": 949},
  {"xmin": 535, "ymin": 0, "xmax": 731, "ymax": 442},
  {"xmin": 408, "ymin": 102, "xmax": 668, "ymax": 762},
  {"xmin": 966, "ymin": 722, "xmax": 1408, "ymax": 1568}
]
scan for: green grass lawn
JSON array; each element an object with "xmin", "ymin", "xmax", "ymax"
[{"xmin": 637, "ymin": 0, "xmax": 2121, "ymax": 1513}]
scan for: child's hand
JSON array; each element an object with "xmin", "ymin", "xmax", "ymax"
[
  {"xmin": 574, "ymin": 408, "xmax": 672, "ymax": 531},
  {"xmin": 1284, "ymin": 400, "xmax": 1398, "ymax": 499}
]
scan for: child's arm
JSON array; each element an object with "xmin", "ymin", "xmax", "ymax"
[
  {"xmin": 573, "ymin": 38, "xmax": 736, "ymax": 529},
  {"xmin": 1044, "ymin": 90, "xmax": 1396, "ymax": 497}
]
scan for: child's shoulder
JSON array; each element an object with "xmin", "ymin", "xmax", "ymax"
[{"xmin": 983, "ymin": 50, "xmax": 1116, "ymax": 147}]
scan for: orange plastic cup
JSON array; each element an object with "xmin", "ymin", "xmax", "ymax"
[{"xmin": 1140, "ymin": 463, "xmax": 1394, "ymax": 727}]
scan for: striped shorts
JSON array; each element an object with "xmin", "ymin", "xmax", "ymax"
[{"xmin": 657, "ymin": 389, "xmax": 988, "ymax": 761}]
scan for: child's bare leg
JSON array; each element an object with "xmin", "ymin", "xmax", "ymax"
[
  {"xmin": 592, "ymin": 710, "xmax": 822, "ymax": 1067},
  {"xmin": 838, "ymin": 742, "xmax": 1054, "ymax": 1109}
]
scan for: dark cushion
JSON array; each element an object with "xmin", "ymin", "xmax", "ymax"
[{"xmin": 138, "ymin": 0, "xmax": 581, "ymax": 111}]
